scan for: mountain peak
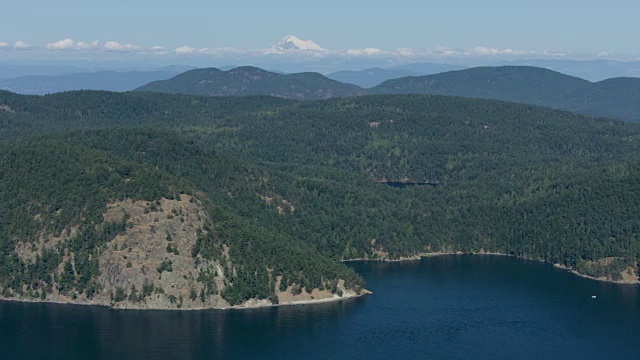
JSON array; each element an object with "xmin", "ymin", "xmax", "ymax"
[{"xmin": 271, "ymin": 35, "xmax": 325, "ymax": 52}]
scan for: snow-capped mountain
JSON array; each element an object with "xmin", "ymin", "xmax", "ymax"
[{"xmin": 271, "ymin": 35, "xmax": 325, "ymax": 51}]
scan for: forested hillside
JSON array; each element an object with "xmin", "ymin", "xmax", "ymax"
[
  {"xmin": 1, "ymin": 90, "xmax": 639, "ymax": 309},
  {"xmin": 370, "ymin": 66, "xmax": 640, "ymax": 121},
  {"xmin": 136, "ymin": 67, "xmax": 364, "ymax": 100},
  {"xmin": 0, "ymin": 130, "xmax": 364, "ymax": 308},
  {"xmin": 135, "ymin": 65, "xmax": 640, "ymax": 122}
]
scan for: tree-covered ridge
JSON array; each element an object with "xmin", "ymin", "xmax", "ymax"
[
  {"xmin": 131, "ymin": 65, "xmax": 640, "ymax": 122},
  {"xmin": 0, "ymin": 90, "xmax": 295, "ymax": 140},
  {"xmin": 371, "ymin": 66, "xmax": 590, "ymax": 103},
  {"xmin": 0, "ymin": 131, "xmax": 364, "ymax": 307},
  {"xmin": 370, "ymin": 66, "xmax": 640, "ymax": 122},
  {"xmin": 191, "ymin": 95, "xmax": 640, "ymax": 277},
  {"xmin": 0, "ymin": 138, "xmax": 176, "ymax": 300},
  {"xmin": 136, "ymin": 66, "xmax": 365, "ymax": 100},
  {"xmin": 0, "ymin": 90, "xmax": 639, "ymax": 305}
]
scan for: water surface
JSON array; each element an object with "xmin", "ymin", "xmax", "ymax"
[{"xmin": 1, "ymin": 255, "xmax": 639, "ymax": 359}]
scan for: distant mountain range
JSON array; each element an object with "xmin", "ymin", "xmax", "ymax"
[
  {"xmin": 326, "ymin": 68, "xmax": 421, "ymax": 88},
  {"xmin": 327, "ymin": 62, "xmax": 463, "ymax": 88},
  {"xmin": 0, "ymin": 64, "xmax": 92, "ymax": 80},
  {"xmin": 136, "ymin": 66, "xmax": 364, "ymax": 100},
  {"xmin": 3, "ymin": 59, "xmax": 639, "ymax": 93},
  {"xmin": 389, "ymin": 63, "xmax": 465, "ymax": 74},
  {"xmin": 3, "ymin": 63, "xmax": 637, "ymax": 122},
  {"xmin": 499, "ymin": 59, "xmax": 640, "ymax": 82},
  {"xmin": 369, "ymin": 66, "xmax": 640, "ymax": 122},
  {"xmin": 0, "ymin": 69, "xmax": 188, "ymax": 95},
  {"xmin": 135, "ymin": 65, "xmax": 640, "ymax": 122},
  {"xmin": 371, "ymin": 66, "xmax": 589, "ymax": 104}
]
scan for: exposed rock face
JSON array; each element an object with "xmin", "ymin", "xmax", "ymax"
[
  {"xmin": 0, "ymin": 104, "xmax": 15, "ymax": 113},
  {"xmin": 95, "ymin": 196, "xmax": 229, "ymax": 309},
  {"xmin": 1, "ymin": 196, "xmax": 231, "ymax": 309},
  {"xmin": 258, "ymin": 193, "xmax": 296, "ymax": 215},
  {"xmin": 3, "ymin": 195, "xmax": 365, "ymax": 309},
  {"xmin": 275, "ymin": 278, "xmax": 363, "ymax": 305},
  {"xmin": 14, "ymin": 225, "xmax": 78, "ymax": 265}
]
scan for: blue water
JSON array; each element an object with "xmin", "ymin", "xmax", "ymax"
[{"xmin": 1, "ymin": 255, "xmax": 639, "ymax": 359}]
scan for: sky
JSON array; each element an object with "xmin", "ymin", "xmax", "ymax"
[{"xmin": 1, "ymin": 0, "xmax": 639, "ymax": 64}]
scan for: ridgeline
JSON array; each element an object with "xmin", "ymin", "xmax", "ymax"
[{"xmin": 136, "ymin": 65, "xmax": 640, "ymax": 122}]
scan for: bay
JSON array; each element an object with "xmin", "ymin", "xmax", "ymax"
[{"xmin": 1, "ymin": 255, "xmax": 639, "ymax": 359}]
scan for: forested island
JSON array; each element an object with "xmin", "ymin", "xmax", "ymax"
[{"xmin": 1, "ymin": 90, "xmax": 639, "ymax": 309}]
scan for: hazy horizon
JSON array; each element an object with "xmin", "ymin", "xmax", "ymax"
[{"xmin": 2, "ymin": 1, "xmax": 639, "ymax": 66}]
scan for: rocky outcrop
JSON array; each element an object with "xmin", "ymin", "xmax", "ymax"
[
  {"xmin": 0, "ymin": 104, "xmax": 15, "ymax": 113},
  {"xmin": 275, "ymin": 278, "xmax": 365, "ymax": 305},
  {"xmin": 3, "ymin": 195, "xmax": 367, "ymax": 309},
  {"xmin": 95, "ymin": 196, "xmax": 230, "ymax": 309}
]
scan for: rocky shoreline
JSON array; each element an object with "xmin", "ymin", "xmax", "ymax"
[
  {"xmin": 551, "ymin": 263, "xmax": 640, "ymax": 285},
  {"xmin": 416, "ymin": 251, "xmax": 640, "ymax": 285},
  {"xmin": 0, "ymin": 287, "xmax": 371, "ymax": 311},
  {"xmin": 1, "ymin": 196, "xmax": 372, "ymax": 311},
  {"xmin": 5, "ymin": 251, "xmax": 636, "ymax": 311},
  {"xmin": 343, "ymin": 251, "xmax": 639, "ymax": 285}
]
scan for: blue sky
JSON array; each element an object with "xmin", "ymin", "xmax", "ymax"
[{"xmin": 1, "ymin": 0, "xmax": 638, "ymax": 61}]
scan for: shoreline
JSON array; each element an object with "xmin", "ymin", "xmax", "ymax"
[
  {"xmin": 0, "ymin": 289, "xmax": 372, "ymax": 311},
  {"xmin": 4, "ymin": 252, "xmax": 637, "ymax": 311},
  {"xmin": 268, "ymin": 289, "xmax": 372, "ymax": 308},
  {"xmin": 340, "ymin": 255, "xmax": 421, "ymax": 263},
  {"xmin": 551, "ymin": 262, "xmax": 640, "ymax": 285},
  {"xmin": 343, "ymin": 251, "xmax": 639, "ymax": 285},
  {"xmin": 415, "ymin": 252, "xmax": 640, "ymax": 285}
]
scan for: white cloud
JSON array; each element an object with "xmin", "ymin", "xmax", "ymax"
[
  {"xmin": 394, "ymin": 48, "xmax": 418, "ymax": 57},
  {"xmin": 175, "ymin": 46, "xmax": 249, "ymax": 56},
  {"xmin": 542, "ymin": 50, "xmax": 569, "ymax": 57},
  {"xmin": 472, "ymin": 46, "xmax": 534, "ymax": 56},
  {"xmin": 14, "ymin": 40, "xmax": 31, "ymax": 50},
  {"xmin": 144, "ymin": 46, "xmax": 168, "ymax": 55},
  {"xmin": 45, "ymin": 39, "xmax": 165, "ymax": 54},
  {"xmin": 390, "ymin": 47, "xmax": 448, "ymax": 58},
  {"xmin": 103, "ymin": 42, "xmax": 168, "ymax": 54},
  {"xmin": 388, "ymin": 46, "xmax": 545, "ymax": 58},
  {"xmin": 205, "ymin": 47, "xmax": 248, "ymax": 56},
  {"xmin": 47, "ymin": 39, "xmax": 99, "ymax": 51},
  {"xmin": 0, "ymin": 36, "xmax": 602, "ymax": 62},
  {"xmin": 257, "ymin": 47, "xmax": 284, "ymax": 55},
  {"xmin": 175, "ymin": 46, "xmax": 200, "ymax": 55},
  {"xmin": 47, "ymin": 38, "xmax": 74, "ymax": 50},
  {"xmin": 103, "ymin": 41, "xmax": 140, "ymax": 52},
  {"xmin": 345, "ymin": 48, "xmax": 384, "ymax": 56},
  {"xmin": 254, "ymin": 47, "xmax": 388, "ymax": 58},
  {"xmin": 432, "ymin": 46, "xmax": 463, "ymax": 56}
]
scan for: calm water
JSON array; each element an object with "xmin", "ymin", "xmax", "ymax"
[{"xmin": 1, "ymin": 255, "xmax": 639, "ymax": 359}]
